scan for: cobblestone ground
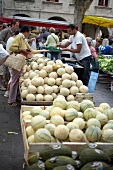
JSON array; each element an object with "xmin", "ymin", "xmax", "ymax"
[{"xmin": 0, "ymin": 82, "xmax": 113, "ymax": 170}]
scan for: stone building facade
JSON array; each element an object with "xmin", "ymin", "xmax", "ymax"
[{"xmin": 1, "ymin": 0, "xmax": 113, "ymax": 38}]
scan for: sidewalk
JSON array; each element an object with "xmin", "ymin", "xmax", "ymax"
[{"xmin": 0, "ymin": 82, "xmax": 113, "ymax": 170}]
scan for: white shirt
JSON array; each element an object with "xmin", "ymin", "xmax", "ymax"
[
  {"xmin": 6, "ymin": 37, "xmax": 14, "ymax": 52},
  {"xmin": 69, "ymin": 31, "xmax": 91, "ymax": 61},
  {"xmin": 61, "ymin": 39, "xmax": 72, "ymax": 57},
  {"xmin": 0, "ymin": 44, "xmax": 9, "ymax": 60}
]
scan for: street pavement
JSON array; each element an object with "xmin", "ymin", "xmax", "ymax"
[{"xmin": 0, "ymin": 82, "xmax": 113, "ymax": 170}]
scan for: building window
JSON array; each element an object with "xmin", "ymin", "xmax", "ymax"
[
  {"xmin": 98, "ymin": 0, "xmax": 108, "ymax": 7},
  {"xmin": 46, "ymin": 0, "xmax": 59, "ymax": 2}
]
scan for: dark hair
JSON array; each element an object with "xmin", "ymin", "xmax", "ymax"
[
  {"xmin": 20, "ymin": 25, "xmax": 31, "ymax": 33},
  {"xmin": 68, "ymin": 24, "xmax": 76, "ymax": 30},
  {"xmin": 11, "ymin": 20, "xmax": 19, "ymax": 27},
  {"xmin": 14, "ymin": 30, "xmax": 19, "ymax": 35}
]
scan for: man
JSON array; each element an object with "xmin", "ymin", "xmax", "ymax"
[
  {"xmin": 36, "ymin": 27, "xmax": 50, "ymax": 43},
  {"xmin": 57, "ymin": 24, "xmax": 91, "ymax": 86},
  {"xmin": 0, "ymin": 19, "xmax": 19, "ymax": 48}
]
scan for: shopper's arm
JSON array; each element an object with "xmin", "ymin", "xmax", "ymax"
[{"xmin": 62, "ymin": 44, "xmax": 82, "ymax": 53}]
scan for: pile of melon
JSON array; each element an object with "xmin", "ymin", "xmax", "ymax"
[
  {"xmin": 23, "ymin": 97, "xmax": 113, "ymax": 144},
  {"xmin": 20, "ymin": 57, "xmax": 89, "ymax": 102}
]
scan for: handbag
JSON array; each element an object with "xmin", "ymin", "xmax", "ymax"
[{"xmin": 3, "ymin": 53, "xmax": 26, "ymax": 71}]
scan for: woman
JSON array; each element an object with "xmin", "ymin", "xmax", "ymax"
[
  {"xmin": 8, "ymin": 25, "xmax": 48, "ymax": 106},
  {"xmin": 44, "ymin": 27, "xmax": 59, "ymax": 60}
]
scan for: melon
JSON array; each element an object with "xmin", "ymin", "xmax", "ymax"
[
  {"xmin": 73, "ymin": 118, "xmax": 86, "ymax": 130},
  {"xmin": 54, "ymin": 125, "xmax": 69, "ymax": 141},
  {"xmin": 38, "ymin": 70, "xmax": 47, "ymax": 78},
  {"xmin": 80, "ymin": 100, "xmax": 94, "ymax": 112},
  {"xmin": 50, "ymin": 115, "xmax": 64, "ymax": 126},
  {"xmin": 46, "ymin": 65, "xmax": 53, "ymax": 73},
  {"xmin": 38, "ymin": 63, "xmax": 45, "ymax": 70},
  {"xmin": 26, "ymin": 126, "xmax": 35, "ymax": 137},
  {"xmin": 55, "ymin": 78, "xmax": 62, "ymax": 86},
  {"xmin": 57, "ymin": 68, "xmax": 66, "ymax": 76},
  {"xmin": 39, "ymin": 110, "xmax": 50, "ymax": 119},
  {"xmin": 32, "ymin": 63, "xmax": 38, "ymax": 71},
  {"xmin": 24, "ymin": 78, "xmax": 31, "ymax": 87},
  {"xmin": 71, "ymin": 80, "xmax": 76, "ymax": 86},
  {"xmin": 31, "ymin": 78, "xmax": 42, "ymax": 87},
  {"xmin": 56, "ymin": 59, "xmax": 63, "ymax": 67},
  {"xmin": 26, "ymin": 94, "xmax": 35, "ymax": 101},
  {"xmin": 65, "ymin": 108, "xmax": 78, "ymax": 121},
  {"xmin": 28, "ymin": 135, "xmax": 35, "ymax": 144},
  {"xmin": 49, "ymin": 72, "xmax": 58, "ymax": 79},
  {"xmin": 103, "ymin": 123, "xmax": 113, "ymax": 131},
  {"xmin": 60, "ymin": 88, "xmax": 70, "ymax": 97},
  {"xmin": 37, "ymin": 58, "xmax": 44, "ymax": 64},
  {"xmin": 45, "ymin": 123, "xmax": 56, "ymax": 136},
  {"xmin": 87, "ymin": 118, "xmax": 101, "ymax": 128},
  {"xmin": 29, "ymin": 72, "xmax": 37, "ymax": 79},
  {"xmin": 50, "ymin": 107, "xmax": 64, "ymax": 118},
  {"xmin": 85, "ymin": 126, "xmax": 102, "ymax": 142},
  {"xmin": 76, "ymin": 80, "xmax": 83, "ymax": 87},
  {"xmin": 28, "ymin": 85, "xmax": 37, "ymax": 94},
  {"xmin": 66, "ymin": 122, "xmax": 79, "ymax": 132},
  {"xmin": 62, "ymin": 73, "xmax": 71, "ymax": 80},
  {"xmin": 67, "ymin": 101, "xmax": 80, "ymax": 111},
  {"xmin": 22, "ymin": 111, "xmax": 30, "ymax": 118},
  {"xmin": 78, "ymin": 112, "xmax": 83, "ymax": 118},
  {"xmin": 23, "ymin": 72, "xmax": 29, "ymax": 79},
  {"xmin": 36, "ymin": 94, "xmax": 43, "ymax": 101},
  {"xmin": 30, "ymin": 106, "xmax": 42, "ymax": 116},
  {"xmin": 62, "ymin": 80, "xmax": 72, "ymax": 88},
  {"xmin": 84, "ymin": 108, "xmax": 97, "ymax": 120},
  {"xmin": 99, "ymin": 103, "xmax": 110, "ymax": 110},
  {"xmin": 44, "ymin": 77, "xmax": 49, "ymax": 84},
  {"xmin": 69, "ymin": 129, "xmax": 86, "ymax": 142},
  {"xmin": 103, "ymin": 108, "xmax": 113, "ymax": 120},
  {"xmin": 52, "ymin": 85, "xmax": 59, "ymax": 93},
  {"xmin": 23, "ymin": 115, "xmax": 33, "ymax": 121},
  {"xmin": 48, "ymin": 78, "xmax": 56, "ymax": 86},
  {"xmin": 37, "ymin": 86, "xmax": 44, "ymax": 94},
  {"xmin": 67, "ymin": 95, "xmax": 75, "ymax": 101},
  {"xmin": 51, "ymin": 136, "xmax": 56, "ymax": 142},
  {"xmin": 45, "ymin": 86, "xmax": 53, "ymax": 95},
  {"xmin": 39, "ymin": 77, "xmax": 44, "ymax": 86},
  {"xmin": 102, "ymin": 129, "xmax": 113, "ymax": 143},
  {"xmin": 70, "ymin": 86, "xmax": 79, "ymax": 95},
  {"xmin": 52, "ymin": 93, "xmax": 57, "ymax": 99},
  {"xmin": 53, "ymin": 97, "xmax": 67, "ymax": 110},
  {"xmin": 31, "ymin": 115, "xmax": 46, "ymax": 130},
  {"xmin": 44, "ymin": 95, "xmax": 53, "ymax": 101},
  {"xmin": 65, "ymin": 65, "xmax": 74, "ymax": 74},
  {"xmin": 34, "ymin": 128, "xmax": 51, "ymax": 142},
  {"xmin": 21, "ymin": 89, "xmax": 28, "ymax": 98},
  {"xmin": 79, "ymin": 85, "xmax": 88, "ymax": 93},
  {"xmin": 96, "ymin": 113, "xmax": 108, "ymax": 126},
  {"xmin": 71, "ymin": 72, "xmax": 78, "ymax": 81}
]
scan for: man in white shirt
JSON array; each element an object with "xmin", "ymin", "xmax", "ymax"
[{"xmin": 57, "ymin": 24, "xmax": 92, "ymax": 86}]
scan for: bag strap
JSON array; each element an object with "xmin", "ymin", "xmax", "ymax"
[{"xmin": 51, "ymin": 35, "xmax": 57, "ymax": 43}]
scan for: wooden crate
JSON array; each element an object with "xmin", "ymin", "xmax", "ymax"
[{"xmin": 21, "ymin": 107, "xmax": 113, "ymax": 166}]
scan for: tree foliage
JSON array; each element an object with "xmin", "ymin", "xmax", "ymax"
[{"xmin": 73, "ymin": 0, "xmax": 93, "ymax": 31}]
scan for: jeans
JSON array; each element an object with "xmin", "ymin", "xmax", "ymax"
[{"xmin": 79, "ymin": 55, "xmax": 92, "ymax": 86}]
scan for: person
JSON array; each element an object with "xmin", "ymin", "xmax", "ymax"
[
  {"xmin": 0, "ymin": 20, "xmax": 20, "ymax": 87},
  {"xmin": 36, "ymin": 27, "xmax": 50, "ymax": 44},
  {"xmin": 44, "ymin": 27, "xmax": 59, "ymax": 60},
  {"xmin": 0, "ymin": 44, "xmax": 9, "ymax": 66},
  {"xmin": 60, "ymin": 33, "xmax": 72, "ymax": 58},
  {"xmin": 0, "ymin": 22, "xmax": 3, "ymax": 34},
  {"xmin": 57, "ymin": 24, "xmax": 92, "ymax": 86},
  {"xmin": 0, "ymin": 19, "xmax": 20, "ymax": 48},
  {"xmin": 4, "ymin": 30, "xmax": 20, "ymax": 97},
  {"xmin": 8, "ymin": 24, "xmax": 48, "ymax": 106},
  {"xmin": 86, "ymin": 37, "xmax": 98, "ymax": 59},
  {"xmin": 2, "ymin": 23, "xmax": 8, "ymax": 29}
]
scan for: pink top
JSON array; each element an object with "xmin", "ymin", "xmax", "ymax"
[{"xmin": 89, "ymin": 46, "xmax": 98, "ymax": 59}]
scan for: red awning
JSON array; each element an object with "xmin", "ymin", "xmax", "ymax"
[{"xmin": 0, "ymin": 16, "xmax": 70, "ymax": 30}]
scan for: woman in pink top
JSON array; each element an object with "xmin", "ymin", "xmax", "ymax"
[{"xmin": 86, "ymin": 37, "xmax": 98, "ymax": 59}]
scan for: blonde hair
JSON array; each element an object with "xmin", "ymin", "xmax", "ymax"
[{"xmin": 49, "ymin": 27, "xmax": 55, "ymax": 33}]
